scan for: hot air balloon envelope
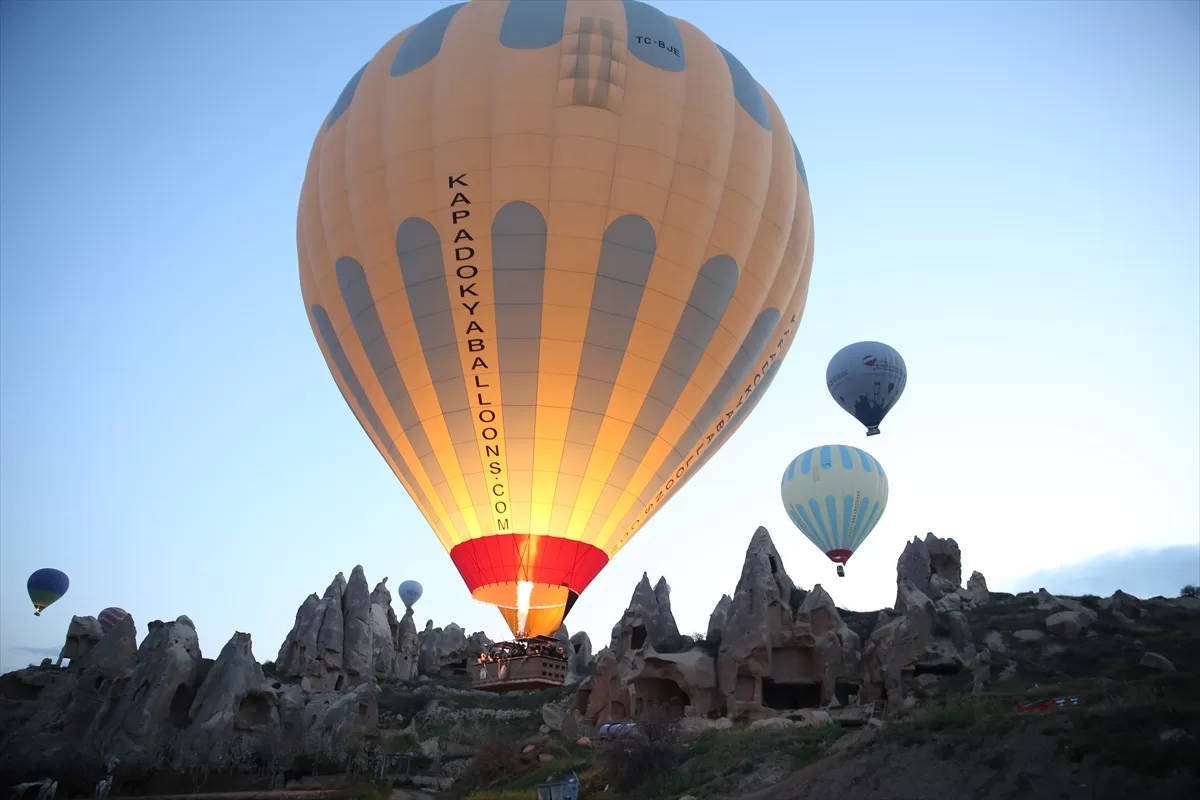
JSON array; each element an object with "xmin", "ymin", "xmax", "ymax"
[
  {"xmin": 27, "ymin": 568, "xmax": 69, "ymax": 616},
  {"xmin": 98, "ymin": 607, "xmax": 130, "ymax": 635},
  {"xmin": 826, "ymin": 342, "xmax": 907, "ymax": 436},
  {"xmin": 299, "ymin": 0, "xmax": 816, "ymax": 638},
  {"xmin": 780, "ymin": 445, "xmax": 889, "ymax": 574},
  {"xmin": 398, "ymin": 580, "xmax": 423, "ymax": 609}
]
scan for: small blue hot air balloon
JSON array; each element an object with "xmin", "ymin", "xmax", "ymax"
[
  {"xmin": 826, "ymin": 341, "xmax": 907, "ymax": 436},
  {"xmin": 397, "ymin": 580, "xmax": 423, "ymax": 610},
  {"xmin": 27, "ymin": 568, "xmax": 70, "ymax": 616},
  {"xmin": 98, "ymin": 607, "xmax": 130, "ymax": 635}
]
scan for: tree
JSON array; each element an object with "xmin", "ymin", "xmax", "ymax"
[{"xmin": 1180, "ymin": 584, "xmax": 1198, "ymax": 598}]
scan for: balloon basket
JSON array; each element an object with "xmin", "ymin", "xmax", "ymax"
[
  {"xmin": 866, "ymin": 426, "xmax": 881, "ymax": 436},
  {"xmin": 836, "ymin": 565, "xmax": 845, "ymax": 578},
  {"xmin": 472, "ymin": 635, "xmax": 569, "ymax": 693}
]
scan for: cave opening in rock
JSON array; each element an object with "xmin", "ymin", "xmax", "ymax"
[
  {"xmin": 633, "ymin": 677, "xmax": 690, "ymax": 719},
  {"xmin": 768, "ymin": 555, "xmax": 779, "ymax": 574},
  {"xmin": 761, "ymin": 678, "xmax": 821, "ymax": 710},
  {"xmin": 441, "ymin": 659, "xmax": 467, "ymax": 676},
  {"xmin": 573, "ymin": 641, "xmax": 583, "ymax": 654},
  {"xmin": 334, "ymin": 674, "xmax": 345, "ymax": 691},
  {"xmin": 630, "ymin": 624, "xmax": 648, "ymax": 650},
  {"xmin": 168, "ymin": 684, "xmax": 192, "ymax": 728},
  {"xmin": 235, "ymin": 692, "xmax": 272, "ymax": 728},
  {"xmin": 834, "ymin": 681, "xmax": 861, "ymax": 706},
  {"xmin": 913, "ymin": 661, "xmax": 962, "ymax": 677}
]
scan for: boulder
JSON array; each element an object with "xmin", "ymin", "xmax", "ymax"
[
  {"xmin": 968, "ymin": 649, "xmax": 992, "ymax": 695},
  {"xmin": 1045, "ymin": 610, "xmax": 1092, "ymax": 640},
  {"xmin": 1139, "ymin": 652, "xmax": 1176, "ymax": 672}
]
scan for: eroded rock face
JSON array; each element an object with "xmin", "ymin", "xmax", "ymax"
[
  {"xmin": 896, "ymin": 533, "xmax": 988, "ymax": 613},
  {"xmin": 101, "ymin": 616, "xmax": 205, "ymax": 761},
  {"xmin": 276, "ymin": 573, "xmax": 347, "ymax": 692},
  {"xmin": 394, "ymin": 609, "xmax": 419, "ymax": 681},
  {"xmin": 718, "ymin": 527, "xmax": 830, "ymax": 720},
  {"xmin": 609, "ymin": 573, "xmax": 681, "ymax": 652},
  {"xmin": 567, "ymin": 631, "xmax": 593, "ymax": 685},
  {"xmin": 275, "ymin": 566, "xmax": 428, "ymax": 689},
  {"xmin": 369, "ymin": 579, "xmax": 396, "ymax": 681},
  {"xmin": 0, "ymin": 601, "xmax": 382, "ymax": 774},
  {"xmin": 341, "ymin": 566, "xmax": 374, "ymax": 687},
  {"xmin": 177, "ymin": 632, "xmax": 276, "ymax": 767},
  {"xmin": 966, "ymin": 571, "xmax": 990, "ymax": 604},
  {"xmin": 580, "ymin": 527, "xmax": 869, "ymax": 728},
  {"xmin": 554, "ymin": 626, "xmax": 593, "ymax": 686},
  {"xmin": 708, "ymin": 594, "xmax": 733, "ymax": 642},
  {"xmin": 58, "ymin": 615, "xmax": 104, "ymax": 665},
  {"xmin": 417, "ymin": 623, "xmax": 491, "ymax": 677},
  {"xmin": 863, "ymin": 580, "xmax": 972, "ymax": 710}
]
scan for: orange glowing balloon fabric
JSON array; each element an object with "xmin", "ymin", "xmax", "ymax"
[{"xmin": 297, "ymin": 0, "xmax": 814, "ymax": 638}]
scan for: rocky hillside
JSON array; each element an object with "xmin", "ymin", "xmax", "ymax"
[{"xmin": 1, "ymin": 531, "xmax": 1196, "ymax": 800}]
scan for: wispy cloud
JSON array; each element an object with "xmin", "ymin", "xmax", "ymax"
[
  {"xmin": 5, "ymin": 646, "xmax": 60, "ymax": 658},
  {"xmin": 1005, "ymin": 544, "xmax": 1200, "ymax": 599}
]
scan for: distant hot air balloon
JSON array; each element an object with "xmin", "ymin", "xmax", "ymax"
[
  {"xmin": 98, "ymin": 607, "xmax": 130, "ymax": 635},
  {"xmin": 397, "ymin": 580, "xmax": 424, "ymax": 610},
  {"xmin": 298, "ymin": 0, "xmax": 815, "ymax": 638},
  {"xmin": 27, "ymin": 568, "xmax": 69, "ymax": 616},
  {"xmin": 826, "ymin": 342, "xmax": 907, "ymax": 436},
  {"xmin": 781, "ymin": 445, "xmax": 889, "ymax": 577}
]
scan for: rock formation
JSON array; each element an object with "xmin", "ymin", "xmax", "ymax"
[
  {"xmin": 608, "ymin": 573, "xmax": 681, "ymax": 652},
  {"xmin": 573, "ymin": 526, "xmax": 1006, "ymax": 728},
  {"xmin": 368, "ymin": 577, "xmax": 419, "ymax": 681},
  {"xmin": 0, "ymin": 570, "xmax": 402, "ymax": 779},
  {"xmin": 416, "ymin": 622, "xmax": 492, "ymax": 677},
  {"xmin": 56, "ymin": 615, "xmax": 104, "ymax": 667},
  {"xmin": 707, "ymin": 594, "xmax": 733, "ymax": 642},
  {"xmin": 576, "ymin": 527, "xmax": 865, "ymax": 729},
  {"xmin": 716, "ymin": 527, "xmax": 844, "ymax": 720},
  {"xmin": 567, "ymin": 631, "xmax": 593, "ymax": 685},
  {"xmin": 275, "ymin": 566, "xmax": 428, "ymax": 691},
  {"xmin": 895, "ymin": 533, "xmax": 990, "ymax": 614}
]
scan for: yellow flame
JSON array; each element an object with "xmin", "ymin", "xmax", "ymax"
[{"xmin": 516, "ymin": 580, "xmax": 534, "ymax": 637}]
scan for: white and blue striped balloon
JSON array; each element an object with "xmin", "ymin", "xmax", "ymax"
[{"xmin": 780, "ymin": 444, "xmax": 889, "ymax": 566}]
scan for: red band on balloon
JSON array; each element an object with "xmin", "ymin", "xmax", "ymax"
[
  {"xmin": 450, "ymin": 535, "xmax": 609, "ymax": 593},
  {"xmin": 826, "ymin": 549, "xmax": 854, "ymax": 564}
]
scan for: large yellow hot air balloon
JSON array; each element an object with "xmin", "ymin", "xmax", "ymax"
[{"xmin": 297, "ymin": 0, "xmax": 815, "ymax": 639}]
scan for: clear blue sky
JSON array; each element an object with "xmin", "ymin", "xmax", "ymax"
[{"xmin": 2, "ymin": 0, "xmax": 1197, "ymax": 673}]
